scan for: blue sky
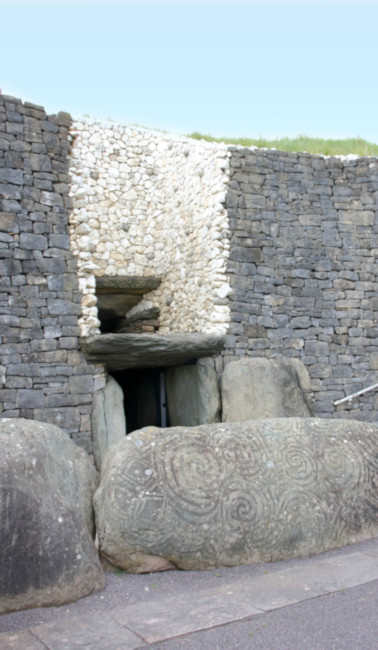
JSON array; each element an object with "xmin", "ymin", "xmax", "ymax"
[{"xmin": 2, "ymin": 0, "xmax": 378, "ymax": 141}]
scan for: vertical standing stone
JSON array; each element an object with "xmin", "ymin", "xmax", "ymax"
[
  {"xmin": 92, "ymin": 376, "xmax": 126, "ymax": 469},
  {"xmin": 165, "ymin": 362, "xmax": 221, "ymax": 426},
  {"xmin": 221, "ymin": 357, "xmax": 313, "ymax": 421}
]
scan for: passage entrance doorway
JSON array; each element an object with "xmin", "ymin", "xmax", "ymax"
[{"xmin": 112, "ymin": 368, "xmax": 168, "ymax": 434}]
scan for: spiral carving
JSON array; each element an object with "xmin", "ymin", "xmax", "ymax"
[
  {"xmin": 277, "ymin": 439, "xmax": 317, "ymax": 485},
  {"xmin": 158, "ymin": 430, "xmax": 223, "ymax": 522},
  {"xmin": 94, "ymin": 418, "xmax": 378, "ymax": 572},
  {"xmin": 319, "ymin": 436, "xmax": 363, "ymax": 490}
]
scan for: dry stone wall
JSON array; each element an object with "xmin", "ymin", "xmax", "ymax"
[
  {"xmin": 68, "ymin": 122, "xmax": 231, "ymax": 336},
  {"xmin": 225, "ymin": 147, "xmax": 378, "ymax": 420},
  {"xmin": 0, "ymin": 95, "xmax": 104, "ymax": 452},
  {"xmin": 2, "ymin": 93, "xmax": 378, "ymax": 442}
]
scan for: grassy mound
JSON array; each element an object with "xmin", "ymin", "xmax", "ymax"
[{"xmin": 187, "ymin": 133, "xmax": 378, "ymax": 157}]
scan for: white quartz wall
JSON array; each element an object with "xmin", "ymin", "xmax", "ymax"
[{"xmin": 68, "ymin": 121, "xmax": 231, "ymax": 337}]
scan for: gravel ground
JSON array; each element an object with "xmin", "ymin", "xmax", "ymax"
[{"xmin": 1, "ymin": 536, "xmax": 378, "ymax": 635}]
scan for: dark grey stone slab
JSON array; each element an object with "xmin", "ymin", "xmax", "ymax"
[
  {"xmin": 0, "ymin": 169, "xmax": 23, "ymax": 185},
  {"xmin": 19, "ymin": 233, "xmax": 47, "ymax": 251},
  {"xmin": 26, "ymin": 153, "xmax": 52, "ymax": 172},
  {"xmin": 0, "ymin": 184, "xmax": 22, "ymax": 200},
  {"xmin": 47, "ymin": 299, "xmax": 82, "ymax": 316},
  {"xmin": 81, "ymin": 333, "xmax": 225, "ymax": 371},
  {"xmin": 0, "ymin": 212, "xmax": 18, "ymax": 232},
  {"xmin": 96, "ymin": 276, "xmax": 161, "ymax": 294}
]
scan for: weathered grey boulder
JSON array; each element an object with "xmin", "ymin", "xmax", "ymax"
[
  {"xmin": 165, "ymin": 363, "xmax": 221, "ymax": 426},
  {"xmin": 92, "ymin": 376, "xmax": 126, "ymax": 469},
  {"xmin": 94, "ymin": 419, "xmax": 378, "ymax": 572},
  {"xmin": 222, "ymin": 357, "xmax": 313, "ymax": 421},
  {"xmin": 0, "ymin": 419, "xmax": 105, "ymax": 614}
]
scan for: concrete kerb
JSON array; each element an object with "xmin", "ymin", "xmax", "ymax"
[{"xmin": 1, "ymin": 537, "xmax": 378, "ymax": 649}]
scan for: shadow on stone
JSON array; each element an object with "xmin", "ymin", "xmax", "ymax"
[{"xmin": 0, "ymin": 419, "xmax": 105, "ymax": 614}]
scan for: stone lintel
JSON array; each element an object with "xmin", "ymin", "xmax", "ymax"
[
  {"xmin": 80, "ymin": 333, "xmax": 225, "ymax": 371},
  {"xmin": 95, "ymin": 276, "xmax": 161, "ymax": 295}
]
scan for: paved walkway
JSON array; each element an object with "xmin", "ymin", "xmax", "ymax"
[{"xmin": 1, "ymin": 541, "xmax": 378, "ymax": 649}]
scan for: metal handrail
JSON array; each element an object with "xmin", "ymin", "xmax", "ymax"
[{"xmin": 333, "ymin": 382, "xmax": 378, "ymax": 406}]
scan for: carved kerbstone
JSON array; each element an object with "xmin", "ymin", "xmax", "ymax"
[{"xmin": 94, "ymin": 418, "xmax": 378, "ymax": 573}]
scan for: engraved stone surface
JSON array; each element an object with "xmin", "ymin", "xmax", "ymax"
[
  {"xmin": 94, "ymin": 419, "xmax": 378, "ymax": 572},
  {"xmin": 222, "ymin": 357, "xmax": 313, "ymax": 421},
  {"xmin": 0, "ymin": 419, "xmax": 105, "ymax": 614}
]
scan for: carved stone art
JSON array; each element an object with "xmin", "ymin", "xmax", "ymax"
[{"xmin": 94, "ymin": 419, "xmax": 378, "ymax": 573}]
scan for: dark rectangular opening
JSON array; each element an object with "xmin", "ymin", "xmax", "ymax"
[{"xmin": 112, "ymin": 368, "xmax": 168, "ymax": 434}]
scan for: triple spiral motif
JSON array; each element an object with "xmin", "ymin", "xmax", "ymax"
[{"xmin": 97, "ymin": 419, "xmax": 378, "ymax": 570}]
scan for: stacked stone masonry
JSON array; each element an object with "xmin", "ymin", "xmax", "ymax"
[
  {"xmin": 0, "ymin": 96, "xmax": 104, "ymax": 452},
  {"xmin": 2, "ymin": 94, "xmax": 378, "ymax": 449},
  {"xmin": 225, "ymin": 147, "xmax": 378, "ymax": 420}
]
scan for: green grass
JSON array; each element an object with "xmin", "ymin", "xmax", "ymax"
[{"xmin": 187, "ymin": 132, "xmax": 378, "ymax": 157}]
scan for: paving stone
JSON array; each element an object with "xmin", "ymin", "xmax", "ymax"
[
  {"xmin": 279, "ymin": 552, "xmax": 378, "ymax": 593},
  {"xmin": 0, "ymin": 630, "xmax": 46, "ymax": 649},
  {"xmin": 113, "ymin": 590, "xmax": 262, "ymax": 643},
  {"xmin": 31, "ymin": 612, "xmax": 145, "ymax": 649},
  {"xmin": 109, "ymin": 547, "xmax": 378, "ymax": 643}
]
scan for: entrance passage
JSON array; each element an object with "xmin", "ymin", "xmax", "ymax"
[
  {"xmin": 112, "ymin": 369, "xmax": 168, "ymax": 434},
  {"xmin": 95, "ymin": 275, "xmax": 162, "ymax": 333},
  {"xmin": 111, "ymin": 361, "xmax": 221, "ymax": 435}
]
